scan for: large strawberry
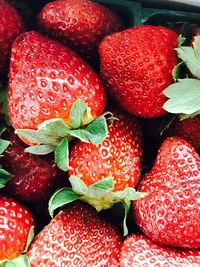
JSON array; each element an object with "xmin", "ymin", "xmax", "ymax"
[
  {"xmin": 99, "ymin": 25, "xmax": 178, "ymax": 118},
  {"xmin": 27, "ymin": 201, "xmax": 122, "ymax": 267},
  {"xmin": 49, "ymin": 109, "xmax": 145, "ymax": 235},
  {"xmin": 1, "ymin": 128, "xmax": 65, "ymax": 204},
  {"xmin": 120, "ymin": 234, "xmax": 200, "ymax": 267},
  {"xmin": 0, "ymin": 195, "xmax": 35, "ymax": 265},
  {"xmin": 8, "ymin": 31, "xmax": 107, "ymax": 171},
  {"xmin": 38, "ymin": 0, "xmax": 123, "ymax": 65},
  {"xmin": 0, "ymin": 0, "xmax": 25, "ymax": 75},
  {"xmin": 134, "ymin": 137, "xmax": 200, "ymax": 248}
]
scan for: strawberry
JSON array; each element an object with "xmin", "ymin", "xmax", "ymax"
[
  {"xmin": 133, "ymin": 137, "xmax": 200, "ymax": 248},
  {"xmin": 163, "ymin": 115, "xmax": 200, "ymax": 152},
  {"xmin": 120, "ymin": 234, "xmax": 200, "ymax": 267},
  {"xmin": 0, "ymin": 0, "xmax": 25, "ymax": 75},
  {"xmin": 49, "ymin": 109, "xmax": 145, "ymax": 235},
  {"xmin": 27, "ymin": 202, "xmax": 122, "ymax": 267},
  {"xmin": 99, "ymin": 25, "xmax": 178, "ymax": 118},
  {"xmin": 1, "ymin": 128, "xmax": 65, "ymax": 204},
  {"xmin": 0, "ymin": 195, "xmax": 35, "ymax": 261},
  {"xmin": 38, "ymin": 0, "xmax": 122, "ymax": 65},
  {"xmin": 8, "ymin": 31, "xmax": 107, "ymax": 171}
]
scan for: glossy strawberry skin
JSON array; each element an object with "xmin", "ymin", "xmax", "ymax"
[
  {"xmin": 134, "ymin": 137, "xmax": 200, "ymax": 248},
  {"xmin": 2, "ymin": 129, "xmax": 64, "ymax": 204},
  {"xmin": 69, "ymin": 110, "xmax": 142, "ymax": 191},
  {"xmin": 0, "ymin": 1, "xmax": 25, "ymax": 75},
  {"xmin": 0, "ymin": 195, "xmax": 34, "ymax": 260},
  {"xmin": 8, "ymin": 31, "xmax": 106, "ymax": 131},
  {"xmin": 99, "ymin": 25, "xmax": 178, "ymax": 118},
  {"xmin": 27, "ymin": 202, "xmax": 122, "ymax": 267},
  {"xmin": 164, "ymin": 116, "xmax": 200, "ymax": 152},
  {"xmin": 120, "ymin": 234, "xmax": 200, "ymax": 267},
  {"xmin": 38, "ymin": 0, "xmax": 122, "ymax": 64}
]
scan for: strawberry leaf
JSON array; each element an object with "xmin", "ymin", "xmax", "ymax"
[
  {"xmin": 0, "ymin": 169, "xmax": 12, "ymax": 189},
  {"xmin": 172, "ymin": 62, "xmax": 184, "ymax": 81},
  {"xmin": 69, "ymin": 115, "xmax": 108, "ymax": 145},
  {"xmin": 176, "ymin": 36, "xmax": 200, "ymax": 78},
  {"xmin": 48, "ymin": 187, "xmax": 81, "ymax": 217},
  {"xmin": 16, "ymin": 129, "xmax": 59, "ymax": 145},
  {"xmin": 55, "ymin": 139, "xmax": 69, "ymax": 171},
  {"xmin": 0, "ymin": 255, "xmax": 30, "ymax": 267},
  {"xmin": 38, "ymin": 118, "xmax": 70, "ymax": 137},
  {"xmin": 163, "ymin": 78, "xmax": 200, "ymax": 115},
  {"xmin": 23, "ymin": 226, "xmax": 35, "ymax": 253},
  {"xmin": 25, "ymin": 145, "xmax": 56, "ymax": 155},
  {"xmin": 0, "ymin": 139, "xmax": 10, "ymax": 154},
  {"xmin": 70, "ymin": 99, "xmax": 87, "ymax": 129},
  {"xmin": 177, "ymin": 35, "xmax": 186, "ymax": 47},
  {"xmin": 93, "ymin": 175, "xmax": 113, "ymax": 190}
]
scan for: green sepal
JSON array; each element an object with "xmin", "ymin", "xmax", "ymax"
[
  {"xmin": 163, "ymin": 78, "xmax": 200, "ymax": 115},
  {"xmin": 48, "ymin": 187, "xmax": 81, "ymax": 217},
  {"xmin": 179, "ymin": 110, "xmax": 200, "ymax": 120},
  {"xmin": 177, "ymin": 35, "xmax": 186, "ymax": 47},
  {"xmin": 0, "ymin": 125, "xmax": 7, "ymax": 136},
  {"xmin": 172, "ymin": 61, "xmax": 184, "ymax": 81},
  {"xmin": 176, "ymin": 35, "xmax": 200, "ymax": 79},
  {"xmin": 121, "ymin": 200, "xmax": 131, "ymax": 236},
  {"xmin": 25, "ymin": 145, "xmax": 56, "ymax": 155},
  {"xmin": 93, "ymin": 175, "xmax": 113, "ymax": 190},
  {"xmin": 0, "ymin": 169, "xmax": 12, "ymax": 189},
  {"xmin": 0, "ymin": 139, "xmax": 10, "ymax": 154},
  {"xmin": 15, "ymin": 129, "xmax": 59, "ymax": 146},
  {"xmin": 0, "ymin": 255, "xmax": 30, "ymax": 267},
  {"xmin": 23, "ymin": 226, "xmax": 35, "ymax": 253},
  {"xmin": 55, "ymin": 139, "xmax": 69, "ymax": 172},
  {"xmin": 69, "ymin": 115, "xmax": 108, "ymax": 145},
  {"xmin": 159, "ymin": 115, "xmax": 177, "ymax": 136},
  {"xmin": 70, "ymin": 99, "xmax": 87, "ymax": 129},
  {"xmin": 38, "ymin": 118, "xmax": 70, "ymax": 137}
]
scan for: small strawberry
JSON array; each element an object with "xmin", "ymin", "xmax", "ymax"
[
  {"xmin": 27, "ymin": 202, "xmax": 122, "ymax": 267},
  {"xmin": 38, "ymin": 0, "xmax": 122, "ymax": 65},
  {"xmin": 99, "ymin": 25, "xmax": 178, "ymax": 118},
  {"xmin": 49, "ymin": 109, "xmax": 145, "ymax": 235},
  {"xmin": 0, "ymin": 0, "xmax": 25, "ymax": 75},
  {"xmin": 0, "ymin": 195, "xmax": 35, "ymax": 263},
  {"xmin": 134, "ymin": 137, "xmax": 200, "ymax": 248},
  {"xmin": 120, "ymin": 234, "xmax": 200, "ymax": 267},
  {"xmin": 8, "ymin": 31, "xmax": 107, "ymax": 171},
  {"xmin": 2, "ymin": 128, "xmax": 65, "ymax": 204}
]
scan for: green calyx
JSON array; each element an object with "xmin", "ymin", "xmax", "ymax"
[
  {"xmin": 0, "ymin": 226, "xmax": 34, "ymax": 267},
  {"xmin": 163, "ymin": 35, "xmax": 200, "ymax": 119},
  {"xmin": 0, "ymin": 126, "xmax": 11, "ymax": 189},
  {"xmin": 16, "ymin": 100, "xmax": 109, "ymax": 172},
  {"xmin": 48, "ymin": 176, "xmax": 147, "ymax": 236}
]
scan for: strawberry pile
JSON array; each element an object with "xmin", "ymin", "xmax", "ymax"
[{"xmin": 0, "ymin": 0, "xmax": 200, "ymax": 266}]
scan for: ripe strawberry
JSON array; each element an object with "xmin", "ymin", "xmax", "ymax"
[
  {"xmin": 27, "ymin": 202, "xmax": 122, "ymax": 267},
  {"xmin": 8, "ymin": 31, "xmax": 106, "ymax": 132},
  {"xmin": 0, "ymin": 0, "xmax": 25, "ymax": 75},
  {"xmin": 1, "ymin": 128, "xmax": 65, "ymax": 204},
  {"xmin": 38, "ymin": 0, "xmax": 122, "ymax": 65},
  {"xmin": 0, "ymin": 195, "xmax": 35, "ymax": 261},
  {"xmin": 99, "ymin": 25, "xmax": 178, "ymax": 118},
  {"xmin": 120, "ymin": 234, "xmax": 200, "ymax": 267},
  {"xmin": 133, "ymin": 137, "xmax": 200, "ymax": 248},
  {"xmin": 163, "ymin": 115, "xmax": 200, "ymax": 152},
  {"xmin": 69, "ymin": 110, "xmax": 142, "ymax": 192}
]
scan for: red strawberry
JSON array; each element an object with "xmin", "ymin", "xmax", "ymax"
[
  {"xmin": 120, "ymin": 234, "xmax": 200, "ymax": 267},
  {"xmin": 27, "ymin": 202, "xmax": 122, "ymax": 267},
  {"xmin": 8, "ymin": 31, "xmax": 106, "ymax": 132},
  {"xmin": 0, "ymin": 0, "xmax": 25, "ymax": 75},
  {"xmin": 163, "ymin": 115, "xmax": 200, "ymax": 152},
  {"xmin": 2, "ymin": 128, "xmax": 65, "ymax": 204},
  {"xmin": 0, "ymin": 195, "xmax": 35, "ymax": 261},
  {"xmin": 38, "ymin": 0, "xmax": 122, "ymax": 65},
  {"xmin": 99, "ymin": 25, "xmax": 178, "ymax": 118},
  {"xmin": 69, "ymin": 110, "xmax": 142, "ymax": 192},
  {"xmin": 133, "ymin": 137, "xmax": 200, "ymax": 248}
]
